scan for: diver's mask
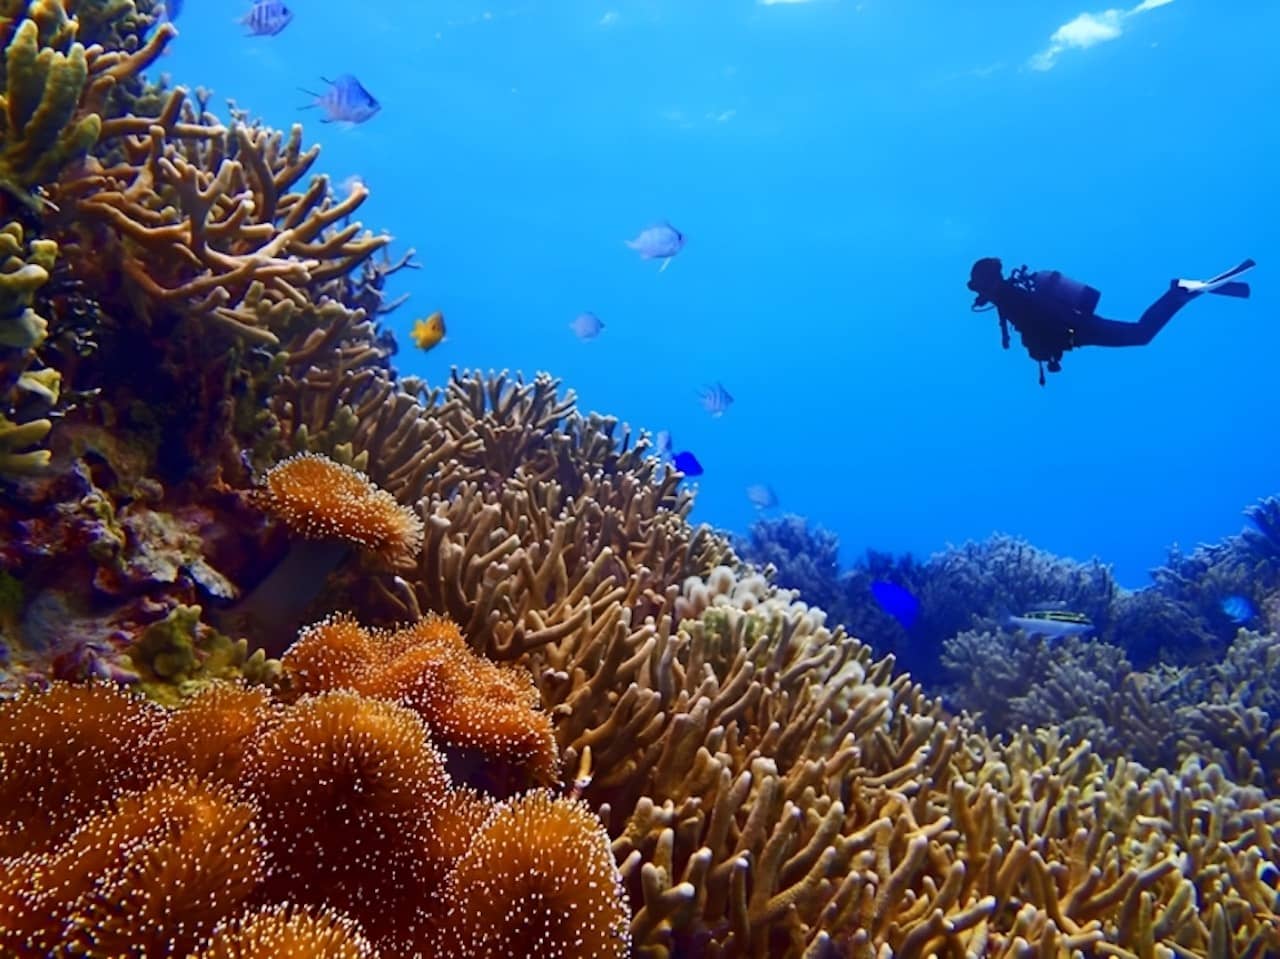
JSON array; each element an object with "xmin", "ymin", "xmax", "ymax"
[{"xmin": 968, "ymin": 257, "xmax": 1004, "ymax": 311}]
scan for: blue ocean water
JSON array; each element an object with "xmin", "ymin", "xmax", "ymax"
[{"xmin": 161, "ymin": 0, "xmax": 1277, "ymax": 589}]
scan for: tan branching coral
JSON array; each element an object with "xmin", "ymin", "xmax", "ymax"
[{"xmin": 61, "ymin": 87, "xmax": 388, "ymax": 344}]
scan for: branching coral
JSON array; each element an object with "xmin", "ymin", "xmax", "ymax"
[
  {"xmin": 0, "ymin": 220, "xmax": 58, "ymax": 476},
  {"xmin": 60, "ymin": 87, "xmax": 387, "ymax": 345}
]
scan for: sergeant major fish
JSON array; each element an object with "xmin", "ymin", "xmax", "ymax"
[
  {"xmin": 239, "ymin": 0, "xmax": 292, "ymax": 36},
  {"xmin": 300, "ymin": 74, "xmax": 381, "ymax": 125}
]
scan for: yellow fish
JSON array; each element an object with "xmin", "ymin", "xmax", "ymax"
[{"xmin": 409, "ymin": 312, "xmax": 446, "ymax": 351}]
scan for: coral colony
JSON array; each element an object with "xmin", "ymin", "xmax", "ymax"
[{"xmin": 1, "ymin": 1, "xmax": 1279, "ymax": 957}]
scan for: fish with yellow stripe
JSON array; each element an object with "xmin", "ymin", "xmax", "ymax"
[{"xmin": 1004, "ymin": 608, "xmax": 1094, "ymax": 641}]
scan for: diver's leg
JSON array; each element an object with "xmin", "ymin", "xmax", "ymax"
[{"xmin": 1072, "ymin": 287, "xmax": 1195, "ymax": 347}]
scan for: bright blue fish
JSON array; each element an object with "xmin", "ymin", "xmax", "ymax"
[
  {"xmin": 698, "ymin": 382, "xmax": 733, "ymax": 417},
  {"xmin": 1221, "ymin": 594, "xmax": 1256, "ymax": 624},
  {"xmin": 871, "ymin": 580, "xmax": 920, "ymax": 631},
  {"xmin": 672, "ymin": 451, "xmax": 703, "ymax": 477},
  {"xmin": 239, "ymin": 0, "xmax": 292, "ymax": 36},
  {"xmin": 626, "ymin": 222, "xmax": 685, "ymax": 272},
  {"xmin": 300, "ymin": 75, "xmax": 381, "ymax": 125},
  {"xmin": 158, "ymin": 0, "xmax": 182, "ymax": 22}
]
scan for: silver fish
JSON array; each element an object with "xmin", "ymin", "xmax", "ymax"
[
  {"xmin": 698, "ymin": 382, "xmax": 733, "ymax": 417},
  {"xmin": 746, "ymin": 484, "xmax": 778, "ymax": 510},
  {"xmin": 654, "ymin": 430, "xmax": 674, "ymax": 462},
  {"xmin": 301, "ymin": 74, "xmax": 381, "ymax": 125},
  {"xmin": 1005, "ymin": 610, "xmax": 1094, "ymax": 641},
  {"xmin": 240, "ymin": 0, "xmax": 292, "ymax": 36},
  {"xmin": 569, "ymin": 312, "xmax": 604, "ymax": 341},
  {"xmin": 626, "ymin": 222, "xmax": 685, "ymax": 272}
]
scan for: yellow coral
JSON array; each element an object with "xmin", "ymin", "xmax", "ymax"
[{"xmin": 0, "ymin": 16, "xmax": 99, "ymax": 210}]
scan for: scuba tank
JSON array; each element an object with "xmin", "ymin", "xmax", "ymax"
[{"xmin": 1032, "ymin": 270, "xmax": 1101, "ymax": 315}]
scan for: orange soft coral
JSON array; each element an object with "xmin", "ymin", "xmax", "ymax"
[
  {"xmin": 239, "ymin": 691, "xmax": 451, "ymax": 953},
  {"xmin": 193, "ymin": 904, "xmax": 379, "ymax": 959},
  {"xmin": 151, "ymin": 683, "xmax": 276, "ymax": 782},
  {"xmin": 367, "ymin": 641, "xmax": 559, "ymax": 795},
  {"xmin": 441, "ymin": 790, "xmax": 632, "ymax": 959},
  {"xmin": 0, "ymin": 682, "xmax": 165, "ymax": 855},
  {"xmin": 281, "ymin": 613, "xmax": 380, "ymax": 696},
  {"xmin": 0, "ymin": 777, "xmax": 264, "ymax": 958},
  {"xmin": 281, "ymin": 613, "xmax": 561, "ymax": 795},
  {"xmin": 256, "ymin": 453, "xmax": 425, "ymax": 566}
]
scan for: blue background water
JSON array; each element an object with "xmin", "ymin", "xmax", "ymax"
[{"xmin": 158, "ymin": 0, "xmax": 1278, "ymax": 588}]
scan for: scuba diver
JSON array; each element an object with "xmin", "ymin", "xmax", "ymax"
[{"xmin": 966, "ymin": 256, "xmax": 1256, "ymax": 385}]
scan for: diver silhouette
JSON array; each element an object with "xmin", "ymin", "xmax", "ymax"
[{"xmin": 966, "ymin": 257, "xmax": 1256, "ymax": 385}]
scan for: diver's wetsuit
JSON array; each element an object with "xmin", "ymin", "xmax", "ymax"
[
  {"xmin": 989, "ymin": 282, "xmax": 1196, "ymax": 381},
  {"xmin": 993, "ymin": 282, "xmax": 1192, "ymax": 350}
]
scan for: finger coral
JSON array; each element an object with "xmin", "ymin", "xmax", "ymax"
[
  {"xmin": 441, "ymin": 789, "xmax": 632, "ymax": 959},
  {"xmin": 0, "ymin": 17, "xmax": 99, "ymax": 211},
  {"xmin": 63, "ymin": 90, "xmax": 387, "ymax": 345},
  {"xmin": 0, "ymin": 220, "xmax": 58, "ymax": 476}
]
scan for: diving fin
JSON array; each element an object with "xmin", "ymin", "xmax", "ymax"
[{"xmin": 1175, "ymin": 258, "xmax": 1256, "ymax": 296}]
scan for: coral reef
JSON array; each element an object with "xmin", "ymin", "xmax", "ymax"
[{"xmin": 0, "ymin": 0, "xmax": 1277, "ymax": 956}]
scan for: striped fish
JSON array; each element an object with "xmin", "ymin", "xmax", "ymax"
[
  {"xmin": 698, "ymin": 382, "xmax": 734, "ymax": 418},
  {"xmin": 300, "ymin": 74, "xmax": 381, "ymax": 125},
  {"xmin": 240, "ymin": 0, "xmax": 292, "ymax": 36}
]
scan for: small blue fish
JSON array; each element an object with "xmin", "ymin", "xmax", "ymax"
[
  {"xmin": 871, "ymin": 581, "xmax": 920, "ymax": 631},
  {"xmin": 626, "ymin": 222, "xmax": 685, "ymax": 272},
  {"xmin": 698, "ymin": 382, "xmax": 733, "ymax": 417},
  {"xmin": 570, "ymin": 312, "xmax": 603, "ymax": 341},
  {"xmin": 157, "ymin": 0, "xmax": 182, "ymax": 22},
  {"xmin": 746, "ymin": 484, "xmax": 778, "ymax": 510},
  {"xmin": 672, "ymin": 451, "xmax": 703, "ymax": 477},
  {"xmin": 1221, "ymin": 594, "xmax": 1256, "ymax": 624},
  {"xmin": 654, "ymin": 430, "xmax": 674, "ymax": 461},
  {"xmin": 300, "ymin": 75, "xmax": 381, "ymax": 125},
  {"xmin": 239, "ymin": 0, "xmax": 292, "ymax": 36}
]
